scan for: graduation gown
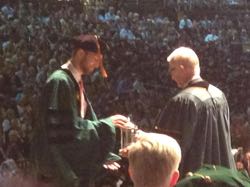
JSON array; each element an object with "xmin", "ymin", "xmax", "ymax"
[
  {"xmin": 176, "ymin": 165, "xmax": 250, "ymax": 187},
  {"xmin": 31, "ymin": 69, "xmax": 119, "ymax": 187},
  {"xmin": 157, "ymin": 79, "xmax": 236, "ymax": 177}
]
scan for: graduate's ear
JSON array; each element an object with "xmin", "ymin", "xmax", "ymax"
[
  {"xmin": 169, "ymin": 170, "xmax": 179, "ymax": 187},
  {"xmin": 128, "ymin": 166, "xmax": 132, "ymax": 178},
  {"xmin": 128, "ymin": 165, "xmax": 136, "ymax": 184}
]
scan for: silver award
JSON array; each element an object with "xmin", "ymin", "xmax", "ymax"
[{"xmin": 120, "ymin": 117, "xmax": 138, "ymax": 149}]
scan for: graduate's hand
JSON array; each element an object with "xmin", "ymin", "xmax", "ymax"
[
  {"xmin": 103, "ymin": 160, "xmax": 120, "ymax": 171},
  {"xmin": 110, "ymin": 114, "xmax": 135, "ymax": 129}
]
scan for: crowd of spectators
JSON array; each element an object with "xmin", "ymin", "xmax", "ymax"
[
  {"xmin": 165, "ymin": 0, "xmax": 249, "ymax": 11},
  {"xmin": 0, "ymin": 0, "xmax": 249, "ymax": 179}
]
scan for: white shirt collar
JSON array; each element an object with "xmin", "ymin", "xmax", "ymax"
[{"xmin": 61, "ymin": 60, "xmax": 82, "ymax": 83}]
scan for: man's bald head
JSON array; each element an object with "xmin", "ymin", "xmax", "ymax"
[
  {"xmin": 167, "ymin": 47, "xmax": 199, "ymax": 68},
  {"xmin": 167, "ymin": 47, "xmax": 201, "ymax": 88}
]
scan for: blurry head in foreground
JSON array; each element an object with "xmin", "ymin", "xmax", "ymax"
[{"xmin": 128, "ymin": 132, "xmax": 181, "ymax": 187}]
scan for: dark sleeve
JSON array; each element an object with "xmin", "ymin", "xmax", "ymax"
[{"xmin": 157, "ymin": 95, "xmax": 198, "ymax": 157}]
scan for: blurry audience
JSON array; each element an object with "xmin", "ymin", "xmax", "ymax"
[{"xmin": 0, "ymin": 0, "xmax": 249, "ymax": 184}]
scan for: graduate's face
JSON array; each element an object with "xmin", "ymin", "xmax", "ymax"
[{"xmin": 79, "ymin": 49, "xmax": 102, "ymax": 74}]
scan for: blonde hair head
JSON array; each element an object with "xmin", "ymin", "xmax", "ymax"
[{"xmin": 128, "ymin": 133, "xmax": 181, "ymax": 187}]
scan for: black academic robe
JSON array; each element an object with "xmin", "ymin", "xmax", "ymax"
[
  {"xmin": 157, "ymin": 79, "xmax": 236, "ymax": 177},
  {"xmin": 31, "ymin": 69, "xmax": 119, "ymax": 187}
]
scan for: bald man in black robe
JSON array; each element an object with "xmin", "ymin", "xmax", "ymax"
[{"xmin": 157, "ymin": 47, "xmax": 236, "ymax": 177}]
